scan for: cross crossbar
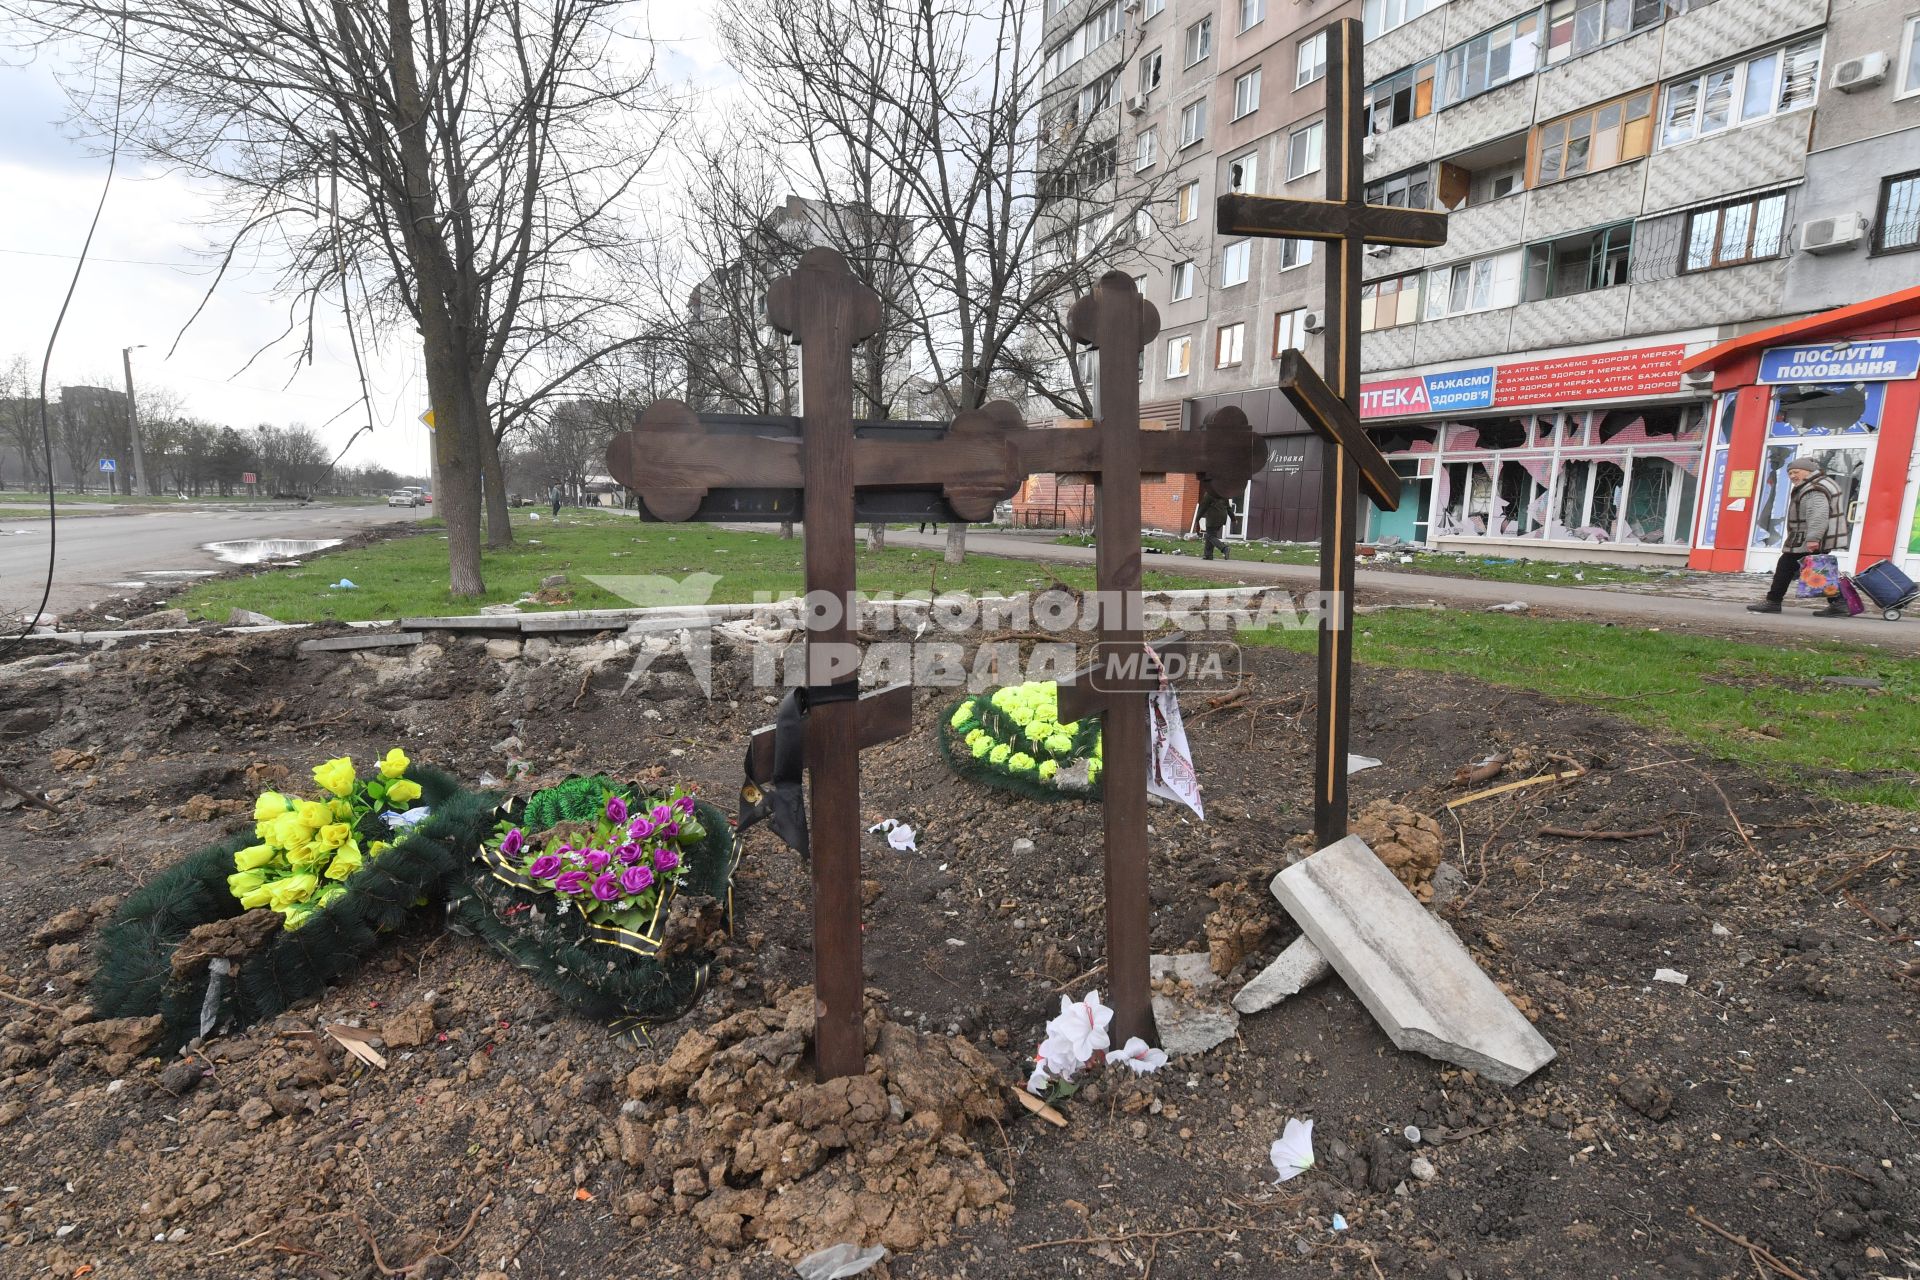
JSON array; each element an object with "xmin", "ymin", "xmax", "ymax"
[{"xmin": 1215, "ymin": 194, "xmax": 1447, "ymax": 249}]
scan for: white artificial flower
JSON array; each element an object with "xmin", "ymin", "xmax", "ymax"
[
  {"xmin": 1034, "ymin": 1031, "xmax": 1081, "ymax": 1078},
  {"xmin": 1270, "ymin": 1117, "xmax": 1315, "ymax": 1183},
  {"xmin": 1043, "ymin": 989, "xmax": 1113, "ymax": 1065},
  {"xmin": 886, "ymin": 824, "xmax": 917, "ymax": 852},
  {"xmin": 1026, "ymin": 1060, "xmax": 1053, "ymax": 1094},
  {"xmin": 1107, "ymin": 1036, "xmax": 1168, "ymax": 1075}
]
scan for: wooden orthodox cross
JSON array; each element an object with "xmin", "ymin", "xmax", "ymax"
[
  {"xmin": 1215, "ymin": 17, "xmax": 1448, "ymax": 847},
  {"xmin": 606, "ymin": 248, "xmax": 1262, "ymax": 1077}
]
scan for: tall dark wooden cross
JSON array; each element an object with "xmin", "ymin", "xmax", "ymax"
[
  {"xmin": 606, "ymin": 248, "xmax": 1262, "ymax": 1079},
  {"xmin": 1215, "ymin": 17, "xmax": 1449, "ymax": 847}
]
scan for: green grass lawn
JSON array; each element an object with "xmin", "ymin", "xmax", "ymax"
[
  {"xmin": 1245, "ymin": 610, "xmax": 1919, "ymax": 806},
  {"xmin": 171, "ymin": 512, "xmax": 1231, "ymax": 623},
  {"xmin": 1054, "ymin": 531, "xmax": 1665, "ymax": 587},
  {"xmin": 0, "ymin": 491, "xmax": 382, "ymax": 506}
]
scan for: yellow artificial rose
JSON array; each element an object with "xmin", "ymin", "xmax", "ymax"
[
  {"xmin": 296, "ymin": 800, "xmax": 330, "ymax": 829},
  {"xmin": 233, "ymin": 843, "xmax": 278, "ymax": 872},
  {"xmin": 284, "ymin": 842, "xmax": 324, "ymax": 872},
  {"xmin": 312, "ymin": 756, "xmax": 356, "ymax": 799},
  {"xmin": 253, "ymin": 791, "xmax": 291, "ymax": 822},
  {"xmin": 379, "ymin": 748, "xmax": 410, "ymax": 780},
  {"xmin": 268, "ymin": 873, "xmax": 319, "ymax": 911},
  {"xmin": 329, "ymin": 798, "xmax": 353, "ymax": 821},
  {"xmin": 385, "ymin": 778, "xmax": 423, "ymax": 806},
  {"xmin": 271, "ymin": 811, "xmax": 313, "ymax": 849},
  {"xmin": 227, "ymin": 868, "xmax": 269, "ymax": 898},
  {"xmin": 314, "ymin": 822, "xmax": 352, "ymax": 852},
  {"xmin": 238, "ymin": 882, "xmax": 275, "ymax": 909},
  {"xmin": 368, "ymin": 840, "xmax": 391, "ymax": 857},
  {"xmin": 324, "ymin": 841, "xmax": 363, "ymax": 881}
]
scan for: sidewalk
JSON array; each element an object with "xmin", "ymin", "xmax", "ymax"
[{"xmin": 882, "ymin": 528, "xmax": 1920, "ymax": 652}]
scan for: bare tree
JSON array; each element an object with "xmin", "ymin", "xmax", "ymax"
[
  {"xmin": 716, "ymin": 0, "xmax": 1173, "ymax": 563},
  {"xmin": 16, "ymin": 0, "xmax": 674, "ymax": 592},
  {"xmin": 0, "ymin": 355, "xmax": 48, "ymax": 492}
]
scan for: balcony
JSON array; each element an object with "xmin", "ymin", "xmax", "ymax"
[{"xmin": 1642, "ymin": 114, "xmax": 1811, "ymax": 212}]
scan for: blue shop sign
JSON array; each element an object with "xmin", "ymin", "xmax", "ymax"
[
  {"xmin": 1757, "ymin": 339, "xmax": 1920, "ymax": 384},
  {"xmin": 1422, "ymin": 366, "xmax": 1495, "ymax": 412}
]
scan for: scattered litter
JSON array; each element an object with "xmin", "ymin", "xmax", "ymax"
[
  {"xmin": 1447, "ymin": 765, "xmax": 1586, "ymax": 811},
  {"xmin": 1403, "ymin": 1125, "xmax": 1421, "ymax": 1144},
  {"xmin": 528, "ymin": 512, "xmax": 540, "ymax": 521},
  {"xmin": 477, "ymin": 772, "xmax": 502, "ymax": 788},
  {"xmin": 1653, "ymin": 968, "xmax": 1689, "ymax": 986},
  {"xmin": 1011, "ymin": 1087, "xmax": 1067, "ymax": 1128},
  {"xmin": 1270, "ymin": 1117, "xmax": 1315, "ymax": 1183},
  {"xmin": 381, "ymin": 805, "xmax": 433, "ymax": 832},
  {"xmin": 1485, "ymin": 600, "xmax": 1530, "ymax": 613},
  {"xmin": 329, "ymin": 579, "xmax": 358, "ymax": 590},
  {"xmin": 794, "ymin": 1242, "xmax": 889, "ymax": 1280},
  {"xmin": 323, "ymin": 1023, "xmax": 388, "ymax": 1069},
  {"xmin": 866, "ymin": 818, "xmax": 918, "ymax": 852},
  {"xmin": 1331, "ymin": 1213, "xmax": 1348, "ymax": 1232},
  {"xmin": 1346, "ymin": 754, "xmax": 1383, "ymax": 775},
  {"xmin": 1711, "ymin": 923, "xmax": 1731, "ymax": 938}
]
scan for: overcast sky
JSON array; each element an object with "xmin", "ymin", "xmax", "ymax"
[{"xmin": 0, "ymin": 6, "xmax": 736, "ymax": 475}]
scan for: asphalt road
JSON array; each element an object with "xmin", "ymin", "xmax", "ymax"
[{"xmin": 0, "ymin": 501, "xmax": 427, "ymax": 623}]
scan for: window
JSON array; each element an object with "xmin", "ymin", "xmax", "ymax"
[
  {"xmin": 1875, "ymin": 169, "xmax": 1920, "ymax": 253},
  {"xmin": 1144, "ymin": 0, "xmax": 1164, "ymax": 14},
  {"xmin": 1046, "ymin": 0, "xmax": 1070, "ymax": 15},
  {"xmin": 1297, "ymin": 31, "xmax": 1327, "ymax": 88},
  {"xmin": 1176, "ymin": 181, "xmax": 1200, "ymax": 223},
  {"xmin": 1233, "ymin": 69, "xmax": 1262, "ymax": 120},
  {"xmin": 1221, "ymin": 239, "xmax": 1251, "ymax": 285},
  {"xmin": 1185, "ymin": 16, "xmax": 1212, "ymax": 67},
  {"xmin": 1287, "ymin": 122, "xmax": 1324, "ymax": 179},
  {"xmin": 1364, "ymin": 166, "xmax": 1431, "ymax": 208},
  {"xmin": 1273, "ymin": 307, "xmax": 1309, "ymax": 354},
  {"xmin": 1361, "ymin": 271, "xmax": 1422, "ymax": 331},
  {"xmin": 1045, "ymin": 3, "xmax": 1123, "ymax": 80},
  {"xmin": 1133, "ymin": 206, "xmax": 1156, "ymax": 242},
  {"xmin": 1240, "ymin": 0, "xmax": 1265, "ymax": 32},
  {"xmin": 1363, "ymin": 0, "xmax": 1445, "ymax": 41},
  {"xmin": 1171, "ymin": 259, "xmax": 1197, "ymax": 299},
  {"xmin": 1659, "ymin": 37, "xmax": 1821, "ymax": 147},
  {"xmin": 1531, "ymin": 90, "xmax": 1653, "ymax": 185},
  {"xmin": 1166, "ymin": 334, "xmax": 1193, "ymax": 377},
  {"xmin": 1136, "ymin": 131, "xmax": 1158, "ymax": 170},
  {"xmin": 1544, "ymin": 0, "xmax": 1672, "ymax": 66},
  {"xmin": 1228, "ymin": 151, "xmax": 1258, "ymax": 193},
  {"xmin": 1423, "ymin": 250, "xmax": 1521, "ymax": 318},
  {"xmin": 1436, "ymin": 13, "xmax": 1542, "ymax": 109},
  {"xmin": 1902, "ymin": 17, "xmax": 1920, "ymax": 99},
  {"xmin": 1280, "ymin": 238, "xmax": 1315, "ymax": 270},
  {"xmin": 1179, "ymin": 98, "xmax": 1208, "ymax": 147},
  {"xmin": 1140, "ymin": 50, "xmax": 1163, "ymax": 93},
  {"xmin": 1216, "ymin": 322, "xmax": 1246, "ymax": 367},
  {"xmin": 1522, "ymin": 222, "xmax": 1633, "ymax": 300},
  {"xmin": 1682, "ymin": 192, "xmax": 1787, "ymax": 271},
  {"xmin": 1079, "ymin": 68, "xmax": 1120, "ymax": 119},
  {"xmin": 1073, "ymin": 349, "xmax": 1096, "ymax": 385},
  {"xmin": 1365, "ymin": 60, "xmax": 1436, "ymax": 135}
]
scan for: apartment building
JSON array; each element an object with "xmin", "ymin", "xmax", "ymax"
[{"xmin": 1034, "ymin": 0, "xmax": 1920, "ymax": 575}]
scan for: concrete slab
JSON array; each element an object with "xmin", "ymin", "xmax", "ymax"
[
  {"xmin": 298, "ymin": 632, "xmax": 424, "ymax": 654},
  {"xmin": 400, "ymin": 615, "xmax": 519, "ymax": 631},
  {"xmin": 1273, "ymin": 836, "xmax": 1555, "ymax": 1086},
  {"xmin": 1231, "ymin": 936, "xmax": 1332, "ymax": 1014},
  {"xmin": 1150, "ymin": 995, "xmax": 1239, "ymax": 1056},
  {"xmin": 1149, "ymin": 952, "xmax": 1222, "ymax": 994}
]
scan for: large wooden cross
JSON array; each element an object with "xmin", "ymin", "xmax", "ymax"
[
  {"xmin": 1215, "ymin": 17, "xmax": 1448, "ymax": 846},
  {"xmin": 606, "ymin": 248, "xmax": 1262, "ymax": 1077}
]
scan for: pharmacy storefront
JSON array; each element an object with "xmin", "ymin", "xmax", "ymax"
[
  {"xmin": 1359, "ymin": 344, "xmax": 1711, "ymax": 564},
  {"xmin": 1683, "ymin": 287, "xmax": 1920, "ymax": 578}
]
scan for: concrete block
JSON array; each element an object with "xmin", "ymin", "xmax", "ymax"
[
  {"xmin": 1231, "ymin": 936, "xmax": 1332, "ymax": 1014},
  {"xmin": 400, "ymin": 615, "xmax": 515, "ymax": 631},
  {"xmin": 1272, "ymin": 835, "xmax": 1555, "ymax": 1086},
  {"xmin": 298, "ymin": 632, "xmax": 423, "ymax": 654},
  {"xmin": 1150, "ymin": 995, "xmax": 1239, "ymax": 1056},
  {"xmin": 1150, "ymin": 952, "xmax": 1221, "ymax": 994}
]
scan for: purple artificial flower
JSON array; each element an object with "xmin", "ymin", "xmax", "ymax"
[
  {"xmin": 553, "ymin": 870, "xmax": 590, "ymax": 895},
  {"xmin": 500, "ymin": 828, "xmax": 525, "ymax": 858},
  {"xmin": 659, "ymin": 820, "xmax": 680, "ymax": 839},
  {"xmin": 628, "ymin": 817, "xmax": 654, "ymax": 840},
  {"xmin": 616, "ymin": 843, "xmax": 642, "ymax": 864},
  {"xmin": 620, "ymin": 864, "xmax": 654, "ymax": 895},
  {"xmin": 581, "ymin": 849, "xmax": 611, "ymax": 872},
  {"xmin": 654, "ymin": 848, "xmax": 680, "ymax": 873},
  {"xmin": 650, "ymin": 804, "xmax": 672, "ymax": 824},
  {"xmin": 674, "ymin": 795, "xmax": 695, "ymax": 815},
  {"xmin": 591, "ymin": 872, "xmax": 622, "ymax": 902},
  {"xmin": 526, "ymin": 854, "xmax": 563, "ymax": 880},
  {"xmin": 605, "ymin": 795, "xmax": 628, "ymax": 825}
]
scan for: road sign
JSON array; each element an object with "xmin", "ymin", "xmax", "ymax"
[
  {"xmin": 419, "ymin": 409, "xmax": 435, "ymax": 431},
  {"xmin": 98, "ymin": 458, "xmax": 117, "ymax": 473},
  {"xmin": 241, "ymin": 472, "xmax": 257, "ymax": 485}
]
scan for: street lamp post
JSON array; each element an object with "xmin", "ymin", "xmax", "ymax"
[{"xmin": 121, "ymin": 344, "xmax": 149, "ymax": 497}]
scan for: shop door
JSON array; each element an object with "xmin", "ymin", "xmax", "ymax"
[
  {"xmin": 1367, "ymin": 460, "xmax": 1430, "ymax": 544},
  {"xmin": 1745, "ymin": 439, "xmax": 1878, "ymax": 573}
]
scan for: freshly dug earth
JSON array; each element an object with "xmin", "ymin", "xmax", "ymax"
[{"xmin": 0, "ymin": 621, "xmax": 1913, "ymax": 1280}]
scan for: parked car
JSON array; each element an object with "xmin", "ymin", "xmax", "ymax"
[{"xmin": 388, "ymin": 490, "xmax": 421, "ymax": 507}]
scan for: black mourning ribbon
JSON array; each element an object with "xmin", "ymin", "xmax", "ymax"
[{"xmin": 736, "ymin": 680, "xmax": 860, "ymax": 859}]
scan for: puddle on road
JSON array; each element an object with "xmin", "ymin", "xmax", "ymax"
[{"xmin": 202, "ymin": 538, "xmax": 342, "ymax": 565}]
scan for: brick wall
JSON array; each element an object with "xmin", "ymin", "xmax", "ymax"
[{"xmin": 1012, "ymin": 404, "xmax": 1201, "ymax": 534}]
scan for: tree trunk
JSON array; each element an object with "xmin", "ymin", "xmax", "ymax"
[
  {"xmin": 481, "ymin": 422, "xmax": 512, "ymax": 549},
  {"xmin": 944, "ymin": 522, "xmax": 966, "ymax": 566},
  {"xmin": 779, "ymin": 519, "xmax": 794, "ymax": 539},
  {"xmin": 866, "ymin": 522, "xmax": 885, "ymax": 551}
]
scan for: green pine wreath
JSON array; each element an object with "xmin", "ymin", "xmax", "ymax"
[{"xmin": 938, "ymin": 680, "xmax": 1104, "ymax": 802}]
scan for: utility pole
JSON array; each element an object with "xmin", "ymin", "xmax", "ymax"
[{"xmin": 121, "ymin": 344, "xmax": 150, "ymax": 497}]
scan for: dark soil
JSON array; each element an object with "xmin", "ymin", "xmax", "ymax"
[{"xmin": 0, "ymin": 624, "xmax": 1913, "ymax": 1280}]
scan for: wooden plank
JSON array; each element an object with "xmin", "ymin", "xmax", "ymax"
[
  {"xmin": 1055, "ymin": 634, "xmax": 1193, "ymax": 725},
  {"xmin": 1214, "ymin": 193, "xmax": 1448, "ymax": 248},
  {"xmin": 1274, "ymin": 350, "xmax": 1401, "ymax": 510},
  {"xmin": 744, "ymin": 683, "xmax": 914, "ymax": 781}
]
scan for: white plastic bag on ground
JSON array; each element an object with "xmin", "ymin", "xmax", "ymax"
[{"xmin": 794, "ymin": 1242, "xmax": 888, "ymax": 1279}]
